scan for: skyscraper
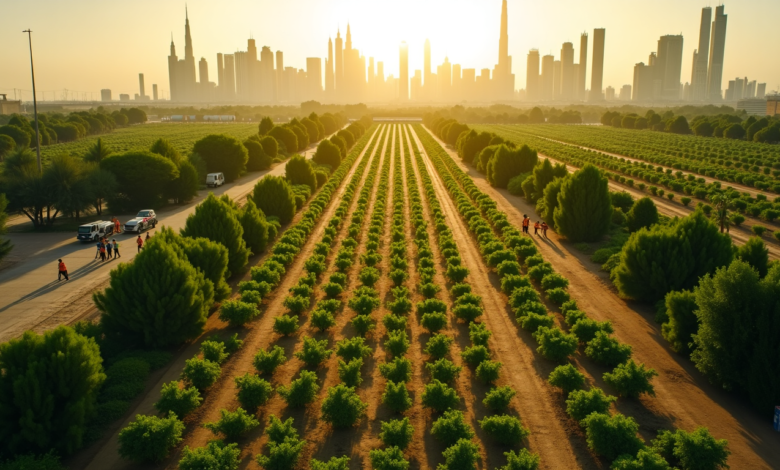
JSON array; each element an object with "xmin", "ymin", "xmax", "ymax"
[
  {"xmin": 138, "ymin": 73, "xmax": 146, "ymax": 99},
  {"xmin": 560, "ymin": 42, "xmax": 575, "ymax": 101},
  {"xmin": 656, "ymin": 35, "xmax": 684, "ymax": 101},
  {"xmin": 540, "ymin": 54, "xmax": 554, "ymax": 101},
  {"xmin": 182, "ymin": 7, "xmax": 197, "ymax": 100},
  {"xmin": 153, "ymin": 84, "xmax": 158, "ymax": 100},
  {"xmin": 223, "ymin": 54, "xmax": 236, "ymax": 101},
  {"xmin": 260, "ymin": 46, "xmax": 275, "ymax": 102},
  {"xmin": 167, "ymin": 36, "xmax": 180, "ymax": 101},
  {"xmin": 590, "ymin": 28, "xmax": 605, "ymax": 101},
  {"xmin": 399, "ymin": 42, "xmax": 409, "ymax": 101},
  {"xmin": 439, "ymin": 57, "xmax": 452, "ymax": 101},
  {"xmin": 493, "ymin": 0, "xmax": 514, "ymax": 100},
  {"xmin": 690, "ymin": 7, "xmax": 711, "ymax": 101},
  {"xmin": 553, "ymin": 60, "xmax": 562, "ymax": 100},
  {"xmin": 633, "ymin": 62, "xmax": 654, "ymax": 101},
  {"xmin": 424, "ymin": 39, "xmax": 432, "ymax": 97},
  {"xmin": 707, "ymin": 6, "xmax": 727, "ymax": 101},
  {"xmin": 577, "ymin": 33, "xmax": 588, "ymax": 100},
  {"xmin": 526, "ymin": 50, "xmax": 540, "ymax": 102},
  {"xmin": 306, "ymin": 58, "xmax": 322, "ymax": 101},
  {"xmin": 216, "ymin": 53, "xmax": 225, "ymax": 98},
  {"xmin": 326, "ymin": 38, "xmax": 334, "ymax": 95},
  {"xmin": 276, "ymin": 51, "xmax": 285, "ymax": 102}
]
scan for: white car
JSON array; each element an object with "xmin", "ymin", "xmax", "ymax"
[
  {"xmin": 206, "ymin": 172, "xmax": 225, "ymax": 187},
  {"xmin": 124, "ymin": 210, "xmax": 157, "ymax": 233}
]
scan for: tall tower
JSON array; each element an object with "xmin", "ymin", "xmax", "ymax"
[
  {"xmin": 526, "ymin": 50, "xmax": 540, "ymax": 102},
  {"xmin": 346, "ymin": 23, "xmax": 352, "ymax": 51},
  {"xmin": 657, "ymin": 35, "xmax": 684, "ymax": 101},
  {"xmin": 498, "ymin": 0, "xmax": 508, "ymax": 70},
  {"xmin": 577, "ymin": 33, "xmax": 588, "ymax": 100},
  {"xmin": 495, "ymin": 0, "xmax": 513, "ymax": 99},
  {"xmin": 198, "ymin": 57, "xmax": 209, "ymax": 102},
  {"xmin": 216, "ymin": 53, "xmax": 225, "ymax": 99},
  {"xmin": 424, "ymin": 39, "xmax": 431, "ymax": 90},
  {"xmin": 275, "ymin": 51, "xmax": 285, "ymax": 102},
  {"xmin": 560, "ymin": 42, "xmax": 574, "ymax": 101},
  {"xmin": 540, "ymin": 54, "xmax": 554, "ymax": 101},
  {"xmin": 167, "ymin": 36, "xmax": 179, "ymax": 101},
  {"xmin": 690, "ymin": 7, "xmax": 712, "ymax": 101},
  {"xmin": 335, "ymin": 29, "xmax": 344, "ymax": 96},
  {"xmin": 589, "ymin": 28, "xmax": 605, "ymax": 101},
  {"xmin": 223, "ymin": 54, "xmax": 236, "ymax": 101},
  {"xmin": 183, "ymin": 6, "xmax": 197, "ymax": 101},
  {"xmin": 326, "ymin": 37, "xmax": 335, "ymax": 95},
  {"xmin": 707, "ymin": 6, "xmax": 727, "ymax": 101},
  {"xmin": 138, "ymin": 73, "xmax": 146, "ymax": 99},
  {"xmin": 399, "ymin": 42, "xmax": 409, "ymax": 101}
]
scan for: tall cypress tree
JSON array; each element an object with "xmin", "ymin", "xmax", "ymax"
[
  {"xmin": 554, "ymin": 165, "xmax": 612, "ymax": 242},
  {"xmin": 240, "ymin": 198, "xmax": 270, "ymax": 256},
  {"xmin": 251, "ymin": 176, "xmax": 296, "ymax": 224}
]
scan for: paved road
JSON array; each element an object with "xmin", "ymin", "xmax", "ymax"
[{"xmin": 0, "ymin": 148, "xmax": 316, "ymax": 343}]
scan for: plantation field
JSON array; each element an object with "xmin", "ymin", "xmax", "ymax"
[
  {"xmin": 40, "ymin": 123, "xmax": 259, "ymax": 161},
  {"xmin": 64, "ymin": 121, "xmax": 780, "ymax": 470}
]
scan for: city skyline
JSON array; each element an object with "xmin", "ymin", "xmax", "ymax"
[{"xmin": 4, "ymin": 0, "xmax": 780, "ymax": 103}]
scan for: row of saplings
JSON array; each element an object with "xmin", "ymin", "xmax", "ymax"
[
  {"xmin": 0, "ymin": 123, "xmax": 369, "ymax": 468},
  {"xmin": 418, "ymin": 124, "xmax": 731, "ymax": 470},
  {"xmin": 407, "ymin": 131, "xmax": 542, "ymax": 469},
  {"xmin": 115, "ymin": 122, "xmax": 372, "ymax": 465}
]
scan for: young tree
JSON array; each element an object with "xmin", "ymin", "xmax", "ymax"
[
  {"xmin": 312, "ymin": 139, "xmax": 342, "ymax": 168},
  {"xmin": 169, "ymin": 160, "xmax": 200, "ymax": 204},
  {"xmin": 554, "ymin": 164, "xmax": 612, "ymax": 242},
  {"xmin": 252, "ymin": 176, "xmax": 297, "ymax": 224},
  {"xmin": 181, "ymin": 193, "xmax": 249, "ymax": 276},
  {"xmin": 0, "ymin": 326, "xmax": 105, "ymax": 455},
  {"xmin": 625, "ymin": 197, "xmax": 659, "ymax": 232},
  {"xmin": 118, "ymin": 414, "xmax": 184, "ymax": 462},
  {"xmin": 736, "ymin": 236, "xmax": 769, "ymax": 277},
  {"xmin": 268, "ymin": 126, "xmax": 297, "ymax": 153},
  {"xmin": 260, "ymin": 135, "xmax": 279, "ymax": 159},
  {"xmin": 259, "ymin": 117, "xmax": 275, "ymax": 135},
  {"xmin": 487, "ymin": 144, "xmax": 539, "ymax": 188},
  {"xmin": 320, "ymin": 384, "xmax": 368, "ymax": 428},
  {"xmin": 150, "ymin": 138, "xmax": 181, "ymax": 164},
  {"xmin": 244, "ymin": 139, "xmax": 272, "ymax": 171},
  {"xmin": 582, "ymin": 413, "xmax": 644, "ymax": 461},
  {"xmin": 660, "ymin": 290, "xmax": 699, "ymax": 356},
  {"xmin": 95, "ymin": 239, "xmax": 213, "ymax": 347},
  {"xmin": 192, "ymin": 134, "xmax": 248, "ymax": 182},
  {"xmin": 179, "ymin": 441, "xmax": 240, "ymax": 470},
  {"xmin": 285, "ymin": 155, "xmax": 317, "ymax": 192},
  {"xmin": 83, "ymin": 137, "xmax": 113, "ymax": 163},
  {"xmin": 239, "ymin": 198, "xmax": 270, "ymax": 255}
]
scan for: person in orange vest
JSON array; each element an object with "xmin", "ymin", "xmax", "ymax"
[
  {"xmin": 136, "ymin": 235, "xmax": 143, "ymax": 253},
  {"xmin": 58, "ymin": 259, "xmax": 69, "ymax": 281},
  {"xmin": 541, "ymin": 222, "xmax": 549, "ymax": 238},
  {"xmin": 99, "ymin": 243, "xmax": 107, "ymax": 261},
  {"xmin": 534, "ymin": 221, "xmax": 540, "ymax": 236},
  {"xmin": 522, "ymin": 215, "xmax": 530, "ymax": 235},
  {"xmin": 113, "ymin": 217, "xmax": 121, "ymax": 234}
]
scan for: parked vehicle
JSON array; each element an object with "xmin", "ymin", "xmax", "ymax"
[
  {"xmin": 206, "ymin": 172, "xmax": 225, "ymax": 187},
  {"xmin": 76, "ymin": 221, "xmax": 114, "ymax": 242},
  {"xmin": 124, "ymin": 210, "xmax": 158, "ymax": 233}
]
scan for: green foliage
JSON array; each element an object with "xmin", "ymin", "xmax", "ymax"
[
  {"xmin": 201, "ymin": 340, "xmax": 229, "ymax": 364},
  {"xmin": 313, "ymin": 139, "xmax": 342, "ymax": 168},
  {"xmin": 487, "ymin": 145, "xmax": 539, "ymax": 188},
  {"xmin": 585, "ymin": 332, "xmax": 633, "ymax": 367},
  {"xmin": 336, "ymin": 336, "xmax": 373, "ymax": 361},
  {"xmin": 244, "ymin": 138, "xmax": 273, "ymax": 171},
  {"xmin": 182, "ymin": 358, "xmax": 221, "ymax": 390},
  {"xmin": 273, "ymin": 315, "xmax": 300, "ymax": 336},
  {"xmin": 118, "ymin": 414, "xmax": 184, "ymax": 462},
  {"xmin": 380, "ymin": 418, "xmax": 414, "ymax": 449},
  {"xmin": 253, "ymin": 345, "xmax": 287, "ymax": 375},
  {"xmin": 440, "ymin": 439, "xmax": 480, "ymax": 470},
  {"xmin": 554, "ymin": 165, "xmax": 612, "ymax": 242},
  {"xmin": 369, "ymin": 446, "xmax": 409, "ymax": 470},
  {"xmin": 613, "ymin": 211, "xmax": 733, "ymax": 302},
  {"xmin": 500, "ymin": 449, "xmax": 541, "ymax": 470},
  {"xmin": 548, "ymin": 364, "xmax": 586, "ymax": 394},
  {"xmin": 468, "ymin": 322, "xmax": 492, "ymax": 347},
  {"xmin": 483, "ymin": 385, "xmax": 516, "ymax": 412},
  {"xmin": 566, "ymin": 388, "xmax": 617, "ymax": 422},
  {"xmin": 660, "ymin": 290, "xmax": 698, "ymax": 356},
  {"xmin": 0, "ymin": 452, "xmax": 66, "ymax": 470},
  {"xmin": 0, "ymin": 326, "xmax": 105, "ymax": 455},
  {"xmin": 651, "ymin": 427, "xmax": 730, "ymax": 470},
  {"xmin": 461, "ymin": 345, "xmax": 491, "ymax": 365},
  {"xmin": 379, "ymin": 357, "xmax": 412, "ymax": 383},
  {"xmin": 311, "ymin": 309, "xmax": 337, "ymax": 331},
  {"xmin": 610, "ymin": 448, "xmax": 671, "ymax": 470},
  {"xmin": 235, "ymin": 373, "xmax": 274, "ymax": 412},
  {"xmin": 533, "ymin": 326, "xmax": 578, "ymax": 362},
  {"xmin": 155, "ymin": 381, "xmax": 202, "ymax": 418},
  {"xmin": 603, "ymin": 360, "xmax": 658, "ymax": 399},
  {"xmin": 321, "ymin": 384, "xmax": 368, "ymax": 428},
  {"xmin": 625, "ymin": 197, "xmax": 659, "ymax": 232},
  {"xmin": 582, "ymin": 413, "xmax": 644, "ymax": 462},
  {"xmin": 421, "ymin": 312, "xmax": 448, "ymax": 333},
  {"xmin": 736, "ymin": 236, "xmax": 769, "ymax": 277},
  {"xmin": 431, "ymin": 410, "xmax": 475, "ymax": 446},
  {"xmin": 476, "ymin": 360, "xmax": 503, "ymax": 383},
  {"xmin": 385, "ymin": 330, "xmax": 411, "ymax": 357},
  {"xmin": 101, "ymin": 150, "xmax": 178, "ymax": 210},
  {"xmin": 205, "ymin": 407, "xmax": 260, "ymax": 440},
  {"xmin": 338, "ymin": 358, "xmax": 363, "ymax": 388},
  {"xmin": 277, "ymin": 370, "xmax": 319, "ymax": 408},
  {"xmin": 240, "ymin": 198, "xmax": 270, "ymax": 255},
  {"xmin": 422, "ymin": 379, "xmax": 460, "ymax": 412},
  {"xmin": 426, "ymin": 358, "xmax": 462, "ymax": 383},
  {"xmin": 256, "ymin": 437, "xmax": 306, "ymax": 470},
  {"xmin": 480, "ymin": 415, "xmax": 530, "ymax": 446},
  {"xmin": 252, "ymin": 176, "xmax": 297, "ymax": 224},
  {"xmin": 309, "ymin": 456, "xmax": 350, "ymax": 470},
  {"xmin": 193, "ymin": 134, "xmax": 248, "ymax": 182},
  {"xmin": 219, "ymin": 300, "xmax": 260, "ymax": 328},
  {"xmin": 295, "ymin": 336, "xmax": 332, "ymax": 368},
  {"xmin": 95, "ymin": 238, "xmax": 212, "ymax": 348},
  {"xmin": 286, "ymin": 155, "xmax": 317, "ymax": 192},
  {"xmin": 425, "ymin": 333, "xmax": 454, "ymax": 359},
  {"xmin": 382, "ymin": 380, "xmax": 413, "ymax": 413},
  {"xmin": 179, "ymin": 441, "xmax": 241, "ymax": 470},
  {"xmin": 349, "ymin": 294, "xmax": 380, "ymax": 316}
]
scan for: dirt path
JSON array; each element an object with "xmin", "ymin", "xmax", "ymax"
[
  {"xmin": 424, "ymin": 128, "xmax": 780, "ymax": 470},
  {"xmin": 78, "ymin": 126, "xmax": 385, "ymax": 470},
  {"xmin": 411, "ymin": 126, "xmax": 593, "ymax": 470}
]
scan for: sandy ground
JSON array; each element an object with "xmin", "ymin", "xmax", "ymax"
[{"xmin": 422, "ymin": 127, "xmax": 780, "ymax": 470}]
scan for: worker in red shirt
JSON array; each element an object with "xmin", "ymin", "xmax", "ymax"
[
  {"xmin": 522, "ymin": 215, "xmax": 530, "ymax": 235},
  {"xmin": 136, "ymin": 235, "xmax": 143, "ymax": 252},
  {"xmin": 58, "ymin": 259, "xmax": 69, "ymax": 281}
]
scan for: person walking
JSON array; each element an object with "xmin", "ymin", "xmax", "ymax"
[
  {"xmin": 146, "ymin": 231, "xmax": 152, "ymax": 243},
  {"xmin": 106, "ymin": 240, "xmax": 113, "ymax": 259},
  {"xmin": 99, "ymin": 242, "xmax": 107, "ymax": 261},
  {"xmin": 112, "ymin": 239, "xmax": 121, "ymax": 258},
  {"xmin": 114, "ymin": 217, "xmax": 121, "ymax": 234},
  {"xmin": 136, "ymin": 235, "xmax": 143, "ymax": 253},
  {"xmin": 522, "ymin": 215, "xmax": 530, "ymax": 235},
  {"xmin": 541, "ymin": 222, "xmax": 549, "ymax": 238},
  {"xmin": 534, "ymin": 221, "xmax": 540, "ymax": 236},
  {"xmin": 57, "ymin": 259, "xmax": 69, "ymax": 281},
  {"xmin": 94, "ymin": 240, "xmax": 102, "ymax": 260}
]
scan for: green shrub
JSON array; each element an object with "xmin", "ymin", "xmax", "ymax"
[
  {"xmin": 545, "ymin": 287, "xmax": 570, "ymax": 305},
  {"xmin": 336, "ymin": 337, "xmax": 373, "ymax": 361},
  {"xmin": 388, "ymin": 296, "xmax": 413, "ymax": 315},
  {"xmin": 500, "ymin": 449, "xmax": 541, "ymax": 470},
  {"xmin": 277, "ymin": 370, "xmax": 319, "ymax": 408},
  {"xmin": 182, "ymin": 358, "xmax": 221, "ymax": 390},
  {"xmin": 310, "ymin": 456, "xmax": 351, "ymax": 470},
  {"xmin": 273, "ymin": 315, "xmax": 299, "ymax": 336},
  {"xmin": 379, "ymin": 418, "xmax": 414, "ymax": 449},
  {"xmin": 461, "ymin": 345, "xmax": 491, "ymax": 365},
  {"xmin": 321, "ymin": 384, "xmax": 368, "ymax": 428},
  {"xmin": 358, "ymin": 267, "xmax": 381, "ymax": 286},
  {"xmin": 453, "ymin": 303, "xmax": 483, "ymax": 323},
  {"xmin": 431, "ymin": 410, "xmax": 475, "ymax": 446},
  {"xmin": 253, "ymin": 345, "xmax": 286, "ymax": 375},
  {"xmin": 155, "ymin": 381, "xmax": 202, "ymax": 418},
  {"xmin": 446, "ymin": 265, "xmax": 470, "ymax": 282},
  {"xmin": 571, "ymin": 319, "xmax": 614, "ymax": 343},
  {"xmin": 480, "ymin": 415, "xmax": 530, "ymax": 446},
  {"xmin": 426, "ymin": 358, "xmax": 462, "ymax": 383},
  {"xmin": 566, "ymin": 388, "xmax": 617, "ymax": 422},
  {"xmin": 421, "ymin": 312, "xmax": 448, "ymax": 333},
  {"xmin": 469, "ymin": 322, "xmax": 492, "ymax": 347},
  {"xmin": 660, "ymin": 289, "xmax": 698, "ymax": 356},
  {"xmin": 541, "ymin": 273, "xmax": 569, "ymax": 290},
  {"xmin": 283, "ymin": 295, "xmax": 310, "ymax": 315},
  {"xmin": 379, "ymin": 357, "xmax": 412, "ymax": 383},
  {"xmin": 603, "ymin": 360, "xmax": 658, "ymax": 399},
  {"xmin": 295, "ymin": 336, "xmax": 332, "ymax": 368},
  {"xmin": 554, "ymin": 165, "xmax": 612, "ymax": 242},
  {"xmin": 519, "ymin": 313, "xmax": 554, "ymax": 333},
  {"xmin": 286, "ymin": 155, "xmax": 317, "ymax": 192},
  {"xmin": 179, "ymin": 441, "xmax": 240, "ymax": 470},
  {"xmin": 450, "ymin": 283, "xmax": 472, "ymax": 298},
  {"xmin": 383, "ymin": 314, "xmax": 408, "ymax": 332},
  {"xmin": 349, "ymin": 294, "xmax": 380, "ymax": 316},
  {"xmin": 752, "ymin": 225, "xmax": 767, "ymax": 237},
  {"xmin": 476, "ymin": 360, "xmax": 502, "ymax": 383},
  {"xmin": 385, "ymin": 330, "xmax": 410, "ymax": 357},
  {"xmin": 251, "ymin": 176, "xmax": 296, "ymax": 224},
  {"xmin": 425, "ymin": 334, "xmax": 454, "ymax": 358},
  {"xmin": 382, "ymin": 381, "xmax": 413, "ymax": 413},
  {"xmin": 585, "ymin": 332, "xmax": 632, "ymax": 367},
  {"xmin": 255, "ymin": 437, "xmax": 306, "ymax": 470},
  {"xmin": 651, "ymin": 427, "xmax": 730, "ymax": 470},
  {"xmin": 420, "ymin": 282, "xmax": 441, "ymax": 298},
  {"xmin": 235, "ymin": 373, "xmax": 274, "ymax": 412},
  {"xmin": 626, "ymin": 197, "xmax": 660, "ymax": 232},
  {"xmin": 422, "ymin": 379, "xmax": 460, "ymax": 412},
  {"xmin": 483, "ymin": 385, "xmax": 516, "ymax": 412},
  {"xmin": 311, "ymin": 309, "xmax": 336, "ymax": 332},
  {"xmin": 534, "ymin": 326, "xmax": 578, "ymax": 362},
  {"xmin": 205, "ymin": 408, "xmax": 260, "ymax": 440},
  {"xmin": 265, "ymin": 415, "xmax": 299, "ymax": 443},
  {"xmin": 548, "ymin": 364, "xmax": 586, "ymax": 394},
  {"xmin": 582, "ymin": 413, "xmax": 644, "ymax": 462},
  {"xmin": 610, "ymin": 448, "xmax": 670, "ymax": 470},
  {"xmin": 440, "ymin": 439, "xmax": 480, "ymax": 470},
  {"xmin": 118, "ymin": 414, "xmax": 184, "ymax": 462},
  {"xmin": 351, "ymin": 314, "xmax": 376, "ymax": 337},
  {"xmin": 201, "ymin": 340, "xmax": 229, "ymax": 364},
  {"xmin": 369, "ymin": 446, "xmax": 409, "ymax": 470},
  {"xmin": 241, "ymin": 290, "xmax": 262, "ymax": 305}
]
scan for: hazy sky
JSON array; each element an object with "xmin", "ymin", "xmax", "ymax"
[{"xmin": 3, "ymin": 0, "xmax": 779, "ymax": 101}]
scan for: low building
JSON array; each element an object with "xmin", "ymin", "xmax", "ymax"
[
  {"xmin": 0, "ymin": 94, "xmax": 22, "ymax": 115},
  {"xmin": 737, "ymin": 98, "xmax": 768, "ymax": 116},
  {"xmin": 119, "ymin": 93, "xmax": 130, "ymax": 101},
  {"xmin": 101, "ymin": 89, "xmax": 112, "ymax": 101},
  {"xmin": 767, "ymin": 95, "xmax": 780, "ymax": 117}
]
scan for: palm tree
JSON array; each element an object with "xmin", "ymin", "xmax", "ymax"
[
  {"xmin": 709, "ymin": 193, "xmax": 731, "ymax": 233},
  {"xmin": 83, "ymin": 138, "xmax": 112, "ymax": 163}
]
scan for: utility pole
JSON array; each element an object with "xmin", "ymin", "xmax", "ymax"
[{"xmin": 23, "ymin": 29, "xmax": 42, "ymax": 173}]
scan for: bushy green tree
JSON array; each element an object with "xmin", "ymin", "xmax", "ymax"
[
  {"xmin": 379, "ymin": 418, "xmax": 414, "ymax": 449},
  {"xmin": 252, "ymin": 176, "xmax": 297, "ymax": 224},
  {"xmin": 239, "ymin": 198, "xmax": 270, "ymax": 255},
  {"xmin": 582, "ymin": 413, "xmax": 644, "ymax": 461},
  {"xmin": 95, "ymin": 239, "xmax": 212, "ymax": 347},
  {"xmin": 0, "ymin": 326, "xmax": 105, "ymax": 455},
  {"xmin": 179, "ymin": 441, "xmax": 240, "ymax": 470},
  {"xmin": 565, "ymin": 388, "xmax": 617, "ymax": 422},
  {"xmin": 625, "ymin": 197, "xmax": 659, "ymax": 232},
  {"xmin": 548, "ymin": 364, "xmax": 586, "ymax": 394},
  {"xmin": 736, "ymin": 236, "xmax": 769, "ymax": 277},
  {"xmin": 101, "ymin": 151, "xmax": 178, "ymax": 210},
  {"xmin": 168, "ymin": 160, "xmax": 200, "ymax": 204},
  {"xmin": 193, "ymin": 134, "xmax": 248, "ymax": 182},
  {"xmin": 421, "ymin": 379, "xmax": 459, "ymax": 412},
  {"xmin": 181, "ymin": 193, "xmax": 249, "ymax": 275},
  {"xmin": 480, "ymin": 415, "xmax": 530, "ymax": 445},
  {"xmin": 440, "ymin": 439, "xmax": 480, "ymax": 470},
  {"xmin": 244, "ymin": 138, "xmax": 272, "ymax": 171},
  {"xmin": 500, "ymin": 449, "xmax": 541, "ymax": 470},
  {"xmin": 286, "ymin": 155, "xmax": 317, "ymax": 192},
  {"xmin": 483, "ymin": 385, "xmax": 516, "ymax": 412},
  {"xmin": 118, "ymin": 414, "xmax": 184, "ymax": 462},
  {"xmin": 204, "ymin": 408, "xmax": 260, "ymax": 440},
  {"xmin": 431, "ymin": 410, "xmax": 475, "ymax": 446},
  {"xmin": 554, "ymin": 165, "xmax": 612, "ymax": 242},
  {"xmin": 613, "ymin": 211, "xmax": 733, "ymax": 302},
  {"xmin": 661, "ymin": 290, "xmax": 698, "ymax": 356},
  {"xmin": 651, "ymin": 427, "xmax": 729, "ymax": 470},
  {"xmin": 310, "ymin": 456, "xmax": 350, "ymax": 470},
  {"xmin": 156, "ymin": 227, "xmax": 231, "ymax": 301},
  {"xmin": 603, "ymin": 360, "xmax": 658, "ymax": 399},
  {"xmin": 150, "ymin": 138, "xmax": 181, "ymax": 164},
  {"xmin": 154, "ymin": 381, "xmax": 202, "ymax": 418},
  {"xmin": 277, "ymin": 370, "xmax": 319, "ymax": 408},
  {"xmin": 382, "ymin": 381, "xmax": 412, "ymax": 413},
  {"xmin": 312, "ymin": 139, "xmax": 341, "ymax": 168},
  {"xmin": 181, "ymin": 358, "xmax": 221, "ymax": 390},
  {"xmin": 369, "ymin": 446, "xmax": 409, "ymax": 470},
  {"xmin": 487, "ymin": 144, "xmax": 539, "ymax": 188},
  {"xmin": 320, "ymin": 384, "xmax": 368, "ymax": 428}
]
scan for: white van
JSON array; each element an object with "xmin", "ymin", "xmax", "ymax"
[
  {"xmin": 76, "ymin": 221, "xmax": 114, "ymax": 242},
  {"xmin": 206, "ymin": 172, "xmax": 225, "ymax": 187}
]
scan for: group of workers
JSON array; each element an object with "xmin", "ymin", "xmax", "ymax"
[
  {"xmin": 521, "ymin": 215, "xmax": 549, "ymax": 238},
  {"xmin": 57, "ymin": 226, "xmax": 153, "ymax": 282}
]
